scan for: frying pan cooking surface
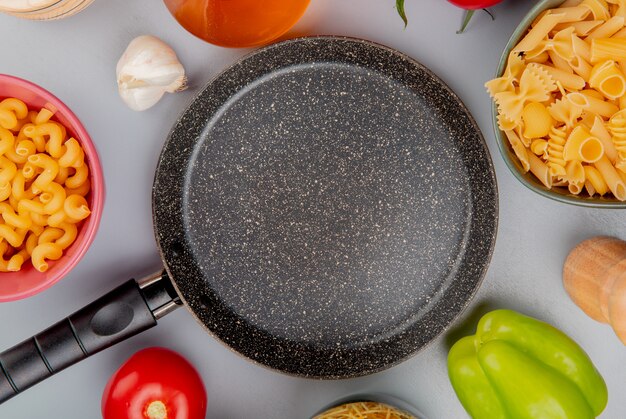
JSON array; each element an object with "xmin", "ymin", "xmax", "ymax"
[
  {"xmin": 0, "ymin": 37, "xmax": 498, "ymax": 405},
  {"xmin": 153, "ymin": 36, "xmax": 498, "ymax": 378}
]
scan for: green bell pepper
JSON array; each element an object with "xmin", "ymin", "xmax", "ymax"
[{"xmin": 448, "ymin": 309, "xmax": 608, "ymax": 419}]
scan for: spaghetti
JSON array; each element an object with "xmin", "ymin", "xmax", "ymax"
[{"xmin": 314, "ymin": 401, "xmax": 418, "ymax": 419}]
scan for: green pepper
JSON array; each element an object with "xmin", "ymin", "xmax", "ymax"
[{"xmin": 447, "ymin": 309, "xmax": 608, "ymax": 419}]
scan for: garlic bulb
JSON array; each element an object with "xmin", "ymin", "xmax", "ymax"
[{"xmin": 116, "ymin": 35, "xmax": 186, "ymax": 111}]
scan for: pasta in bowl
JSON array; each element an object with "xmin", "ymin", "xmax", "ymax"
[
  {"xmin": 0, "ymin": 74, "xmax": 104, "ymax": 301},
  {"xmin": 311, "ymin": 394, "xmax": 426, "ymax": 419},
  {"xmin": 491, "ymin": 0, "xmax": 626, "ymax": 206}
]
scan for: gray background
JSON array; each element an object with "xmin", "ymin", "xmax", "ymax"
[{"xmin": 1, "ymin": 0, "xmax": 625, "ymax": 418}]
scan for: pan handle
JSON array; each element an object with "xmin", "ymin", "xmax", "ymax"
[{"xmin": 0, "ymin": 270, "xmax": 180, "ymax": 404}]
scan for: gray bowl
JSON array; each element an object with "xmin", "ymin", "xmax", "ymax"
[{"xmin": 493, "ymin": 0, "xmax": 626, "ymax": 207}]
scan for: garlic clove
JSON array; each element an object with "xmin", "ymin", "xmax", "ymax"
[
  {"xmin": 116, "ymin": 35, "xmax": 186, "ymax": 111},
  {"xmin": 118, "ymin": 84, "xmax": 167, "ymax": 112}
]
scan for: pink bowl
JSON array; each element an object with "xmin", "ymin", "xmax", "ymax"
[{"xmin": 0, "ymin": 74, "xmax": 104, "ymax": 302}]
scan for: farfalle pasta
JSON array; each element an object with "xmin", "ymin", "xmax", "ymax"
[
  {"xmin": 488, "ymin": 0, "xmax": 626, "ymax": 201},
  {"xmin": 0, "ymin": 97, "xmax": 91, "ymax": 272},
  {"xmin": 526, "ymin": 27, "xmax": 576, "ymax": 61},
  {"xmin": 492, "ymin": 64, "xmax": 557, "ymax": 124}
]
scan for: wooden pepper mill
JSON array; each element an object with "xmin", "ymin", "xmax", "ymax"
[{"xmin": 563, "ymin": 236, "xmax": 626, "ymax": 344}]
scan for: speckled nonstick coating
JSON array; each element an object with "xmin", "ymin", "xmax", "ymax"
[{"xmin": 153, "ymin": 36, "xmax": 498, "ymax": 379}]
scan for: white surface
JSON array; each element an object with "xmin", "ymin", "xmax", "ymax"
[{"xmin": 0, "ymin": 0, "xmax": 625, "ymax": 418}]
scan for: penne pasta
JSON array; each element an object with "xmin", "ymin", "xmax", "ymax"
[
  {"xmin": 586, "ymin": 15, "xmax": 625, "ymax": 39},
  {"xmin": 526, "ymin": 51, "xmax": 551, "ymax": 64},
  {"xmin": 569, "ymin": 55, "xmax": 593, "ymax": 80},
  {"xmin": 595, "ymin": 154, "xmax": 626, "ymax": 199},
  {"xmin": 549, "ymin": 51, "xmax": 574, "ymax": 72},
  {"xmin": 555, "ymin": 19, "xmax": 603, "ymax": 36},
  {"xmin": 505, "ymin": 130, "xmax": 531, "ymax": 172},
  {"xmin": 569, "ymin": 182, "xmax": 584, "ymax": 194},
  {"xmin": 584, "ymin": 165, "xmax": 609, "ymax": 194},
  {"xmin": 548, "ymin": 6, "xmax": 590, "ymax": 22},
  {"xmin": 572, "ymin": 34, "xmax": 592, "ymax": 62},
  {"xmin": 529, "ymin": 153, "xmax": 553, "ymax": 188},
  {"xmin": 609, "ymin": 0, "xmax": 626, "ymax": 18},
  {"xmin": 590, "ymin": 115, "xmax": 619, "ymax": 162},
  {"xmin": 515, "ymin": 13, "xmax": 566, "ymax": 52},
  {"xmin": 561, "ymin": 0, "xmax": 584, "ymax": 7},
  {"xmin": 516, "ymin": 125, "xmax": 532, "ymax": 148},
  {"xmin": 585, "ymin": 179, "xmax": 597, "ymax": 195},
  {"xmin": 580, "ymin": 91, "xmax": 620, "ymax": 118},
  {"xmin": 591, "ymin": 38, "xmax": 626, "ymax": 63},
  {"xmin": 612, "ymin": 26, "xmax": 626, "ymax": 38},
  {"xmin": 580, "ymin": 111, "xmax": 598, "ymax": 128}
]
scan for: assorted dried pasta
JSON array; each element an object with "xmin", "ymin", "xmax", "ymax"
[
  {"xmin": 0, "ymin": 97, "xmax": 91, "ymax": 272},
  {"xmin": 487, "ymin": 0, "xmax": 626, "ymax": 201},
  {"xmin": 313, "ymin": 401, "xmax": 417, "ymax": 419}
]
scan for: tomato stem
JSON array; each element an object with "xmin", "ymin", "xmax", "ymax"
[
  {"xmin": 457, "ymin": 8, "xmax": 495, "ymax": 34},
  {"xmin": 396, "ymin": 0, "xmax": 407, "ymax": 27},
  {"xmin": 146, "ymin": 400, "xmax": 168, "ymax": 419},
  {"xmin": 457, "ymin": 9, "xmax": 475, "ymax": 34}
]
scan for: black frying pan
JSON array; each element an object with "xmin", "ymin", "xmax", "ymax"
[{"xmin": 0, "ymin": 36, "xmax": 497, "ymax": 403}]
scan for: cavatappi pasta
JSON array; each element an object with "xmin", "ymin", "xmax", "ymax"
[
  {"xmin": 487, "ymin": 0, "xmax": 626, "ymax": 201},
  {"xmin": 313, "ymin": 401, "xmax": 417, "ymax": 419},
  {"xmin": 0, "ymin": 97, "xmax": 91, "ymax": 272}
]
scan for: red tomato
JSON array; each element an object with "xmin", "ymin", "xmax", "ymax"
[
  {"xmin": 102, "ymin": 347, "xmax": 207, "ymax": 419},
  {"xmin": 448, "ymin": 0, "xmax": 503, "ymax": 9}
]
